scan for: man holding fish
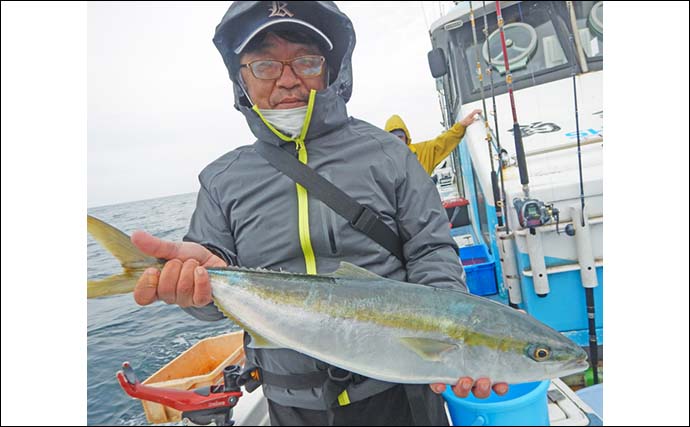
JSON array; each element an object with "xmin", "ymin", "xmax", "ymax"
[{"xmin": 130, "ymin": 1, "xmax": 509, "ymax": 425}]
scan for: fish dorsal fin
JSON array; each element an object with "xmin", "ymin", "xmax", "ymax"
[
  {"xmin": 87, "ymin": 215, "xmax": 157, "ymax": 270},
  {"xmin": 329, "ymin": 262, "xmax": 384, "ymax": 280},
  {"xmin": 398, "ymin": 337, "xmax": 458, "ymax": 362}
]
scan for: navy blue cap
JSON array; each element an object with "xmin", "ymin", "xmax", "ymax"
[
  {"xmin": 214, "ymin": 2, "xmax": 356, "ymax": 104},
  {"xmin": 229, "ymin": 2, "xmax": 334, "ymax": 55}
]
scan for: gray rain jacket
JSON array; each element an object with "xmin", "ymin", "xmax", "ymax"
[{"xmin": 182, "ymin": 1, "xmax": 467, "ymax": 411}]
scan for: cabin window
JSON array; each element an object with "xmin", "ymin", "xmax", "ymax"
[
  {"xmin": 569, "ymin": 1, "xmax": 603, "ymax": 63},
  {"xmin": 446, "ymin": 42, "xmax": 461, "ymax": 113},
  {"xmin": 467, "ymin": 2, "xmax": 567, "ymax": 90},
  {"xmin": 446, "ymin": 1, "xmax": 579, "ymax": 104}
]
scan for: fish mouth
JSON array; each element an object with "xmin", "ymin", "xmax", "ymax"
[
  {"xmin": 573, "ymin": 359, "xmax": 590, "ymax": 370},
  {"xmin": 561, "ymin": 357, "xmax": 590, "ymax": 376}
]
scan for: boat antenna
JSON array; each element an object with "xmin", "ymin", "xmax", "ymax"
[
  {"xmin": 566, "ymin": 0, "xmax": 599, "ymax": 385},
  {"xmin": 495, "ymin": 0, "xmax": 530, "ymax": 199},
  {"xmin": 469, "ymin": 1, "xmax": 504, "ymax": 228},
  {"xmin": 482, "ymin": 0, "xmax": 509, "ymax": 232}
]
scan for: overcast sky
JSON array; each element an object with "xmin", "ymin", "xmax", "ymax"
[{"xmin": 87, "ymin": 1, "xmax": 458, "ymax": 207}]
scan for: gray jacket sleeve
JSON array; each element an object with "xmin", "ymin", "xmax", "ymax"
[
  {"xmin": 184, "ymin": 184, "xmax": 238, "ymax": 265},
  {"xmin": 180, "ymin": 182, "xmax": 236, "ymax": 321},
  {"xmin": 395, "ymin": 148, "xmax": 468, "ymax": 292}
]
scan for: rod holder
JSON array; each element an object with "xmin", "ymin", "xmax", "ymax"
[
  {"xmin": 497, "ymin": 230, "xmax": 522, "ymax": 305},
  {"xmin": 570, "ymin": 206, "xmax": 599, "ymax": 288},
  {"xmin": 525, "ymin": 228, "xmax": 550, "ymax": 297}
]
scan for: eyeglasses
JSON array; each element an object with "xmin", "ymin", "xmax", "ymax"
[{"xmin": 240, "ymin": 55, "xmax": 326, "ymax": 80}]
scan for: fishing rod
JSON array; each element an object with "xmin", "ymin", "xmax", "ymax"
[
  {"xmin": 567, "ymin": 2, "xmax": 587, "ymax": 228},
  {"xmin": 469, "ymin": 0, "xmax": 504, "ymax": 228},
  {"xmin": 493, "ymin": 2, "xmax": 558, "ymax": 236},
  {"xmin": 494, "ymin": 0, "xmax": 529, "ymax": 200},
  {"xmin": 566, "ymin": 0, "xmax": 599, "ymax": 386},
  {"xmin": 481, "ymin": 0, "xmax": 525, "ymax": 308},
  {"xmin": 491, "ymin": 1, "xmax": 559, "ymax": 302},
  {"xmin": 482, "ymin": 0, "xmax": 509, "ymax": 233}
]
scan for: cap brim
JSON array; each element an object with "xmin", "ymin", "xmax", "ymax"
[{"xmin": 234, "ymin": 18, "xmax": 334, "ymax": 54}]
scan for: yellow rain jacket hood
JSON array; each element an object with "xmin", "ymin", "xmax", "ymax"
[{"xmin": 384, "ymin": 114, "xmax": 468, "ymax": 175}]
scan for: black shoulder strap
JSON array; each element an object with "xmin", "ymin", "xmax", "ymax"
[{"xmin": 254, "ymin": 140, "xmax": 404, "ymax": 261}]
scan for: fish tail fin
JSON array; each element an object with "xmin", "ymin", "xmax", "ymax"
[
  {"xmin": 87, "ymin": 273, "xmax": 141, "ymax": 298},
  {"xmin": 87, "ymin": 215, "xmax": 159, "ymax": 298}
]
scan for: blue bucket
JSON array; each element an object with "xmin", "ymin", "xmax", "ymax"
[{"xmin": 442, "ymin": 380, "xmax": 551, "ymax": 426}]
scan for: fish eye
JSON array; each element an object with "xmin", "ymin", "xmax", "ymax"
[{"xmin": 533, "ymin": 347, "xmax": 550, "ymax": 361}]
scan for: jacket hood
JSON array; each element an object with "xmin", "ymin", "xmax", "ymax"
[
  {"xmin": 384, "ymin": 114, "xmax": 412, "ymax": 144},
  {"xmin": 213, "ymin": 1, "xmax": 356, "ymax": 144}
]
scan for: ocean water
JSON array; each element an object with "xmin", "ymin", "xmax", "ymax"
[{"xmin": 87, "ymin": 193, "xmax": 239, "ymax": 426}]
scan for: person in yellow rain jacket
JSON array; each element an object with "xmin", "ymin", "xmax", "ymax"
[{"xmin": 384, "ymin": 109, "xmax": 482, "ymax": 175}]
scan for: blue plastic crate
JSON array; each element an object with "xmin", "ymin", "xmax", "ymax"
[{"xmin": 459, "ymin": 244, "xmax": 498, "ymax": 296}]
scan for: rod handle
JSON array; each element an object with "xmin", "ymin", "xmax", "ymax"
[{"xmin": 513, "ymin": 123, "xmax": 529, "ymax": 186}]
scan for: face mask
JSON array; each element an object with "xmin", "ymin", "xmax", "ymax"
[{"xmin": 258, "ymin": 106, "xmax": 308, "ymax": 139}]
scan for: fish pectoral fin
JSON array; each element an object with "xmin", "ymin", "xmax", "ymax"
[
  {"xmin": 329, "ymin": 262, "xmax": 384, "ymax": 280},
  {"xmin": 398, "ymin": 337, "xmax": 458, "ymax": 362}
]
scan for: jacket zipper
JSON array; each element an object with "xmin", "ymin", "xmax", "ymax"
[{"xmin": 294, "ymin": 138, "xmax": 317, "ymax": 274}]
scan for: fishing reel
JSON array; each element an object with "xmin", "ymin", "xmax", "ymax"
[
  {"xmin": 513, "ymin": 198, "xmax": 558, "ymax": 231},
  {"xmin": 117, "ymin": 362, "xmax": 244, "ymax": 426}
]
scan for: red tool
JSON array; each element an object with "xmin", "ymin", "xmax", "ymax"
[{"xmin": 117, "ymin": 362, "xmax": 244, "ymax": 426}]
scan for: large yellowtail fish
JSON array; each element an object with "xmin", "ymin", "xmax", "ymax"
[{"xmin": 87, "ymin": 215, "xmax": 588, "ymax": 384}]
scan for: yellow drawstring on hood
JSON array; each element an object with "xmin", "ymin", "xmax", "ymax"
[{"xmin": 253, "ymin": 91, "xmax": 318, "ymax": 275}]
